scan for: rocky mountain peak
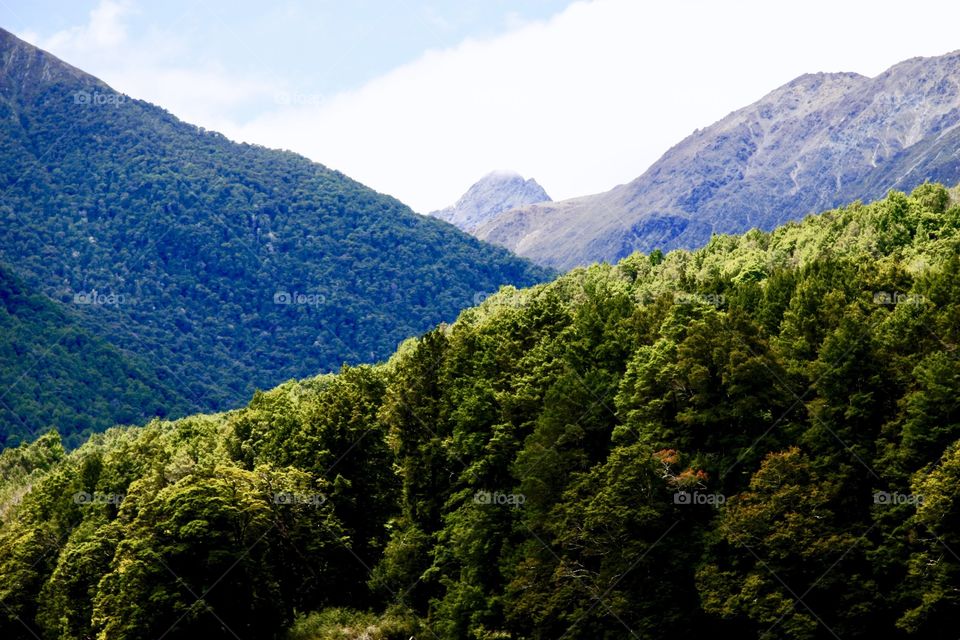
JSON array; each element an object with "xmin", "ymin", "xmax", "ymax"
[{"xmin": 430, "ymin": 170, "xmax": 551, "ymax": 232}]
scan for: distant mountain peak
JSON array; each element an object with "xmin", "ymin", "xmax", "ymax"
[{"xmin": 431, "ymin": 171, "xmax": 551, "ymax": 232}]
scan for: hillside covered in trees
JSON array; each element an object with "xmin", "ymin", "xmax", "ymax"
[
  {"xmin": 2, "ymin": 184, "xmax": 960, "ymax": 639},
  {"xmin": 0, "ymin": 28, "xmax": 551, "ymax": 445},
  {"xmin": 0, "ymin": 263, "xmax": 194, "ymax": 448}
]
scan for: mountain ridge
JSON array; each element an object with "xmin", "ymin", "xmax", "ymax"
[{"xmin": 475, "ymin": 50, "xmax": 960, "ymax": 269}]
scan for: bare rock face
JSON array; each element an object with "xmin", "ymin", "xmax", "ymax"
[
  {"xmin": 476, "ymin": 51, "xmax": 960, "ymax": 270},
  {"xmin": 0, "ymin": 28, "xmax": 94, "ymax": 99},
  {"xmin": 430, "ymin": 170, "xmax": 551, "ymax": 232}
]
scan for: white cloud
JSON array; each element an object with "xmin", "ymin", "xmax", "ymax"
[
  {"xmin": 18, "ymin": 0, "xmax": 960, "ymax": 213},
  {"xmin": 219, "ymin": 0, "xmax": 960, "ymax": 212},
  {"xmin": 18, "ymin": 0, "xmax": 279, "ymax": 131},
  {"xmin": 42, "ymin": 0, "xmax": 131, "ymax": 51}
]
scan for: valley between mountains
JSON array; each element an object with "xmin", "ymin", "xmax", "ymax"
[{"xmin": 2, "ymin": 18, "xmax": 960, "ymax": 640}]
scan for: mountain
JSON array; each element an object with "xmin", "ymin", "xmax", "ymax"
[
  {"xmin": 0, "ymin": 263, "xmax": 192, "ymax": 448},
  {"xmin": 3, "ymin": 184, "xmax": 960, "ymax": 638},
  {"xmin": 0, "ymin": 28, "xmax": 552, "ymax": 442},
  {"xmin": 475, "ymin": 51, "xmax": 960, "ymax": 269},
  {"xmin": 429, "ymin": 170, "xmax": 550, "ymax": 232}
]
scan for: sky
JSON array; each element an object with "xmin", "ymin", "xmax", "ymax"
[{"xmin": 4, "ymin": 0, "xmax": 960, "ymax": 212}]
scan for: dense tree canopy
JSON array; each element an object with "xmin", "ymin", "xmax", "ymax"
[
  {"xmin": 0, "ymin": 264, "xmax": 194, "ymax": 448},
  {"xmin": 2, "ymin": 185, "xmax": 960, "ymax": 638}
]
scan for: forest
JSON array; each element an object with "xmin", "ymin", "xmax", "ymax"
[
  {"xmin": 1, "ymin": 184, "xmax": 959, "ymax": 639},
  {"xmin": 0, "ymin": 50, "xmax": 550, "ymax": 445},
  {"xmin": 0, "ymin": 264, "xmax": 196, "ymax": 447}
]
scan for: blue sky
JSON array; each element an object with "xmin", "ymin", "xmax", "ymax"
[
  {"xmin": 5, "ymin": 1, "xmax": 960, "ymax": 212},
  {"xmin": 4, "ymin": 0, "xmax": 571, "ymax": 120}
]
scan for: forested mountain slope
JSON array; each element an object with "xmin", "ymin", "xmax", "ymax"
[
  {"xmin": 0, "ymin": 28, "xmax": 551, "ymax": 442},
  {"xmin": 0, "ymin": 263, "xmax": 193, "ymax": 448},
  {"xmin": 2, "ymin": 184, "xmax": 960, "ymax": 639}
]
